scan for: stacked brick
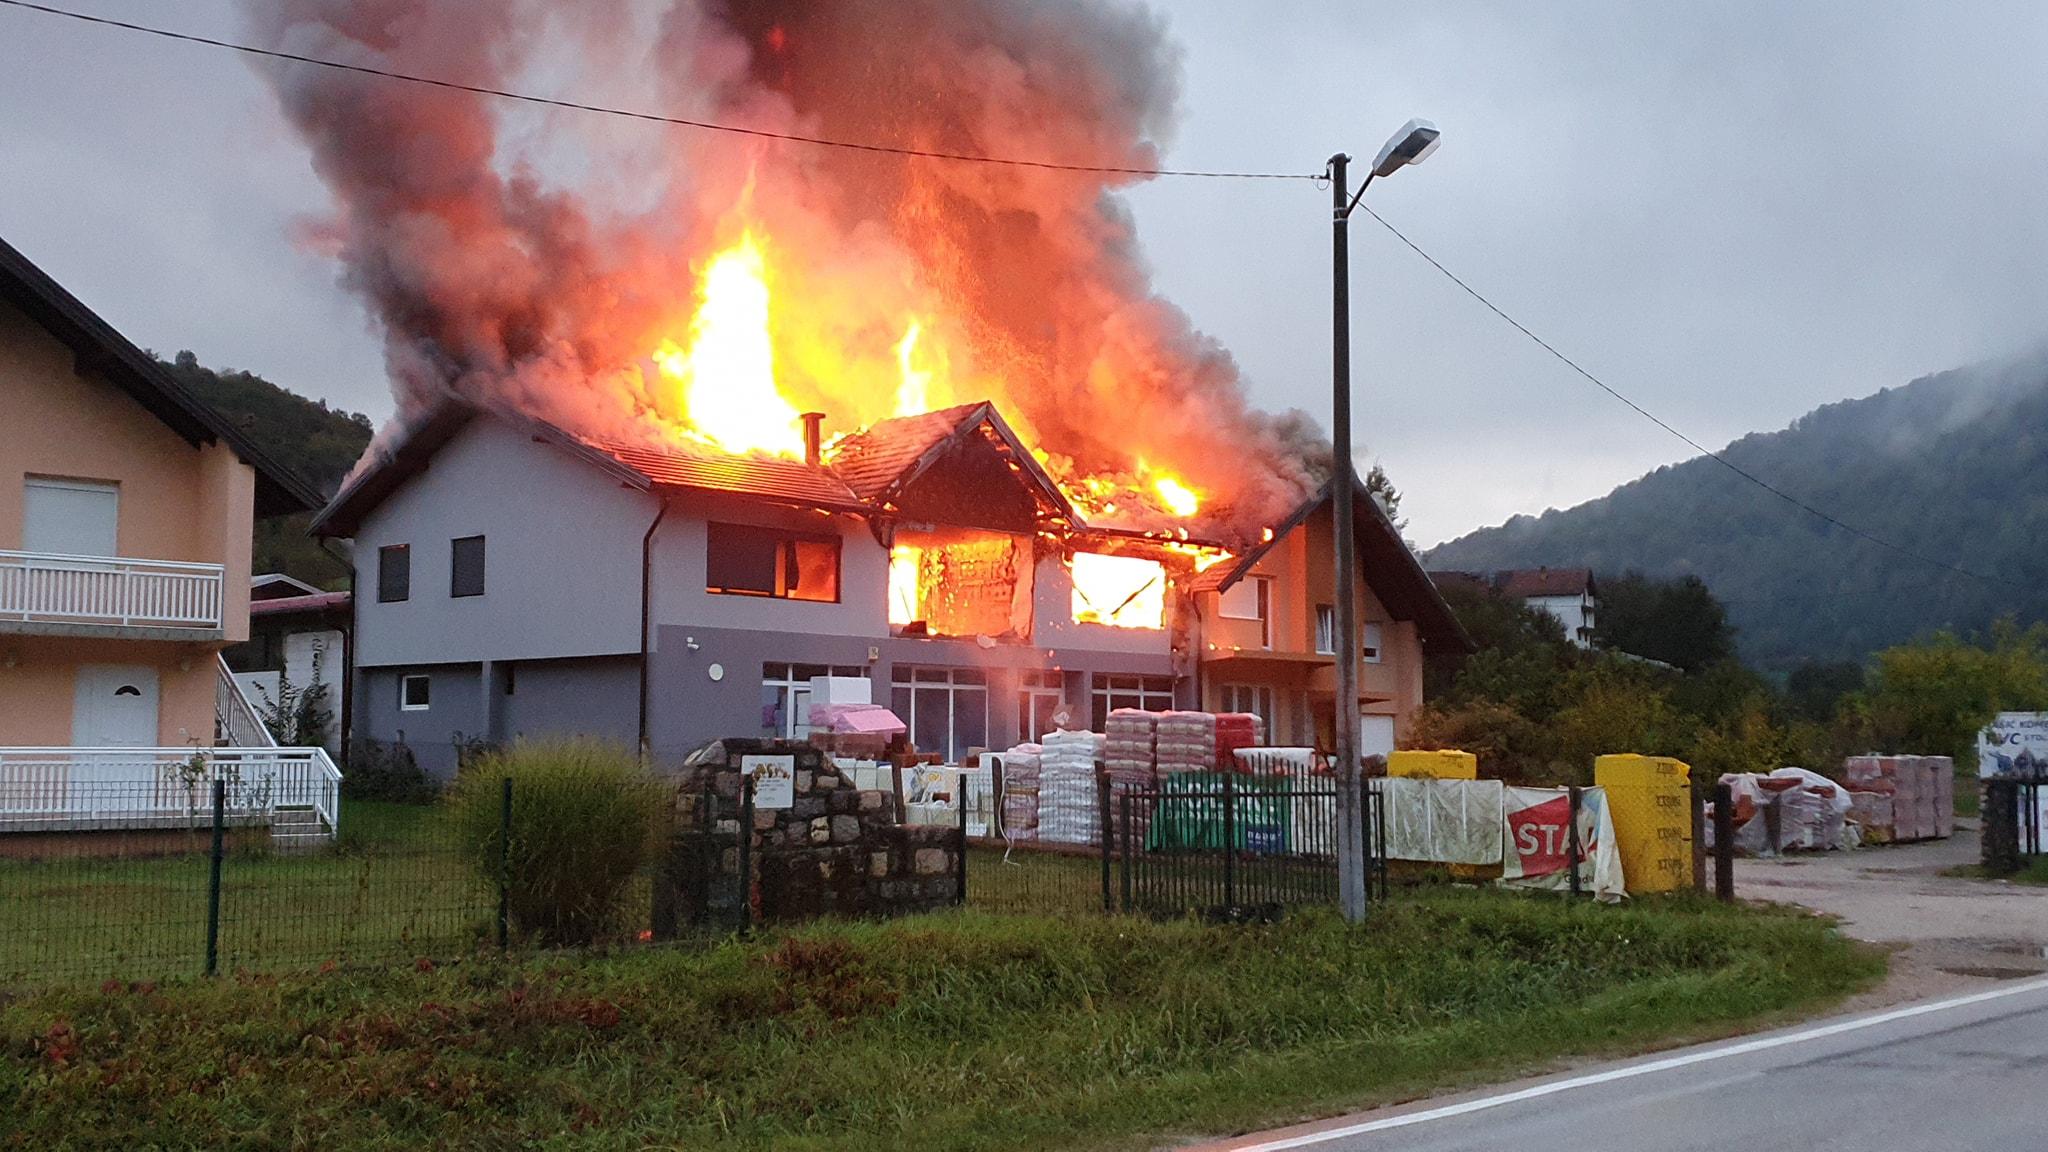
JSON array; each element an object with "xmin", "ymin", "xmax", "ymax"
[
  {"xmin": 1213, "ymin": 712, "xmax": 1266, "ymax": 771},
  {"xmin": 995, "ymin": 745, "xmax": 1041, "ymax": 838},
  {"xmin": 1843, "ymin": 755, "xmax": 1955, "ymax": 843},
  {"xmin": 1155, "ymin": 711, "xmax": 1218, "ymax": 775}
]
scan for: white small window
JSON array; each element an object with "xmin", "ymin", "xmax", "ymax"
[
  {"xmin": 1362, "ymin": 623, "xmax": 1384, "ymax": 664},
  {"xmin": 400, "ymin": 674, "xmax": 431, "ymax": 711},
  {"xmin": 1314, "ymin": 605, "xmax": 1336, "ymax": 655},
  {"xmin": 1217, "ymin": 576, "xmax": 1268, "ymax": 620}
]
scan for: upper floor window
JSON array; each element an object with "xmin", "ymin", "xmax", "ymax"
[
  {"xmin": 450, "ymin": 535, "xmax": 486, "ymax": 598},
  {"xmin": 707, "ymin": 523, "xmax": 840, "ymax": 603},
  {"xmin": 1362, "ymin": 622, "xmax": 1385, "ymax": 664},
  {"xmin": 23, "ymin": 476, "xmax": 117, "ymax": 558},
  {"xmin": 377, "ymin": 544, "xmax": 411, "ymax": 603},
  {"xmin": 1218, "ymin": 575, "xmax": 1272, "ymax": 647},
  {"xmin": 1314, "ymin": 605, "xmax": 1336, "ymax": 655}
]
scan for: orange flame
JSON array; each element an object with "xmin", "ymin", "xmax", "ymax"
[{"xmin": 653, "ymin": 231, "xmax": 806, "ymax": 457}]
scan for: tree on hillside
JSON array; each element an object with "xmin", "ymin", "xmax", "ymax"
[
  {"xmin": 1785, "ymin": 660, "xmax": 1866, "ymax": 723},
  {"xmin": 1595, "ymin": 572, "xmax": 1734, "ymax": 673},
  {"xmin": 1850, "ymin": 621, "xmax": 2048, "ymax": 762},
  {"xmin": 159, "ymin": 351, "xmax": 375, "ymax": 588}
]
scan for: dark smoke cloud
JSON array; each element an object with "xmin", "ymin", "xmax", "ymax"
[{"xmin": 246, "ymin": 0, "xmax": 1324, "ymax": 536}]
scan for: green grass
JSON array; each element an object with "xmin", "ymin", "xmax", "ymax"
[
  {"xmin": 0, "ymin": 891, "xmax": 1882, "ymax": 1151},
  {"xmin": 0, "ymin": 800, "xmax": 489, "ymax": 984}
]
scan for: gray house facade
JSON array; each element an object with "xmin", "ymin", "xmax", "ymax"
[{"xmin": 314, "ymin": 403, "xmax": 1202, "ymax": 777}]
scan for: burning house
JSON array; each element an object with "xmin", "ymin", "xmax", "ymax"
[{"xmin": 261, "ymin": 0, "xmax": 1467, "ymax": 773}]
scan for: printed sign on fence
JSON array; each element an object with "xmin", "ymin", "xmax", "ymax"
[
  {"xmin": 741, "ymin": 754, "xmax": 796, "ymax": 810},
  {"xmin": 1980, "ymin": 712, "xmax": 2048, "ymax": 778},
  {"xmin": 1501, "ymin": 786, "xmax": 1626, "ymax": 902}
]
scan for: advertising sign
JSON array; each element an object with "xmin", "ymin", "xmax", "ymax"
[
  {"xmin": 741, "ymin": 754, "xmax": 796, "ymax": 810},
  {"xmin": 1501, "ymin": 786, "xmax": 1626, "ymax": 901},
  {"xmin": 1978, "ymin": 713, "xmax": 2048, "ymax": 778}
]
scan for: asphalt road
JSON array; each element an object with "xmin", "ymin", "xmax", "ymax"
[{"xmin": 1196, "ymin": 976, "xmax": 2048, "ymax": 1152}]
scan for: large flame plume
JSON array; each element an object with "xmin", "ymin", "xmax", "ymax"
[{"xmin": 247, "ymin": 0, "xmax": 1327, "ymax": 541}]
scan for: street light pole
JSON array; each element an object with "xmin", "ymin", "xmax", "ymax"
[
  {"xmin": 1327, "ymin": 121, "xmax": 1440, "ymax": 924},
  {"xmin": 1329, "ymin": 151, "xmax": 1368, "ymax": 923}
]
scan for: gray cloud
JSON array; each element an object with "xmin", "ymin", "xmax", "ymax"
[{"xmin": 4, "ymin": 1, "xmax": 2046, "ymax": 543}]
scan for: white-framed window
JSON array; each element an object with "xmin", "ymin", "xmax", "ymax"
[
  {"xmin": 1219, "ymin": 576, "xmax": 1272, "ymax": 647},
  {"xmin": 400, "ymin": 674, "xmax": 431, "ymax": 711},
  {"xmin": 761, "ymin": 662, "xmax": 870, "ymax": 739},
  {"xmin": 23, "ymin": 476, "xmax": 118, "ymax": 558},
  {"xmin": 1362, "ymin": 622, "xmax": 1385, "ymax": 664},
  {"xmin": 890, "ymin": 666, "xmax": 988, "ymax": 763},
  {"xmin": 1089, "ymin": 674, "xmax": 1176, "ymax": 730},
  {"xmin": 1314, "ymin": 605, "xmax": 1336, "ymax": 655},
  {"xmin": 1017, "ymin": 669, "xmax": 1065, "ymax": 743},
  {"xmin": 1219, "ymin": 684, "xmax": 1276, "ymax": 736}
]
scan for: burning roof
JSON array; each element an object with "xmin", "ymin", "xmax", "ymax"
[{"xmin": 252, "ymin": 0, "xmax": 1327, "ymax": 547}]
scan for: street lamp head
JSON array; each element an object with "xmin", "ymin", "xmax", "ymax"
[{"xmin": 1370, "ymin": 118, "xmax": 1441, "ymax": 179}]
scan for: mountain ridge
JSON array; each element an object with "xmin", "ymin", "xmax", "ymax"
[{"xmin": 1423, "ymin": 352, "xmax": 2048, "ymax": 670}]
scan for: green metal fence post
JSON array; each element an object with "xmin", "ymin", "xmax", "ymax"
[
  {"xmin": 1222, "ymin": 771, "xmax": 1237, "ymax": 912},
  {"xmin": 204, "ymin": 778, "xmax": 224, "ymax": 977},
  {"xmin": 497, "ymin": 775, "xmax": 512, "ymax": 950},
  {"xmin": 1097, "ymin": 769, "xmax": 1113, "ymax": 914},
  {"xmin": 955, "ymin": 775, "xmax": 969, "ymax": 906}
]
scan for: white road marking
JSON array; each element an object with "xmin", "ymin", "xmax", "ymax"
[{"xmin": 1225, "ymin": 976, "xmax": 2048, "ymax": 1150}]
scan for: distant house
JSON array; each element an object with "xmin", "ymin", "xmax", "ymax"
[
  {"xmin": 311, "ymin": 401, "xmax": 1469, "ymax": 775},
  {"xmin": 0, "ymin": 234, "xmax": 338, "ymax": 835},
  {"xmin": 1429, "ymin": 566, "xmax": 1599, "ymax": 649},
  {"xmin": 226, "ymin": 578, "xmax": 350, "ymax": 756}
]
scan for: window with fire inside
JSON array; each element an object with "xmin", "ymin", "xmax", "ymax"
[{"xmin": 705, "ymin": 523, "xmax": 840, "ymax": 602}]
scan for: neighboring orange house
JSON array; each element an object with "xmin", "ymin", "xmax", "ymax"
[
  {"xmin": 1191, "ymin": 479, "xmax": 1469, "ymax": 758},
  {"xmin": 0, "ymin": 235, "xmax": 318, "ymax": 756}
]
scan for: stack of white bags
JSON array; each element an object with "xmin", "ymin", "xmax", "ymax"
[
  {"xmin": 1155, "ymin": 711, "xmax": 1218, "ymax": 775},
  {"xmin": 1038, "ymin": 729, "xmax": 1104, "ymax": 844}
]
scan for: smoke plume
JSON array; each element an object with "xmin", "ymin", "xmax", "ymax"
[{"xmin": 247, "ymin": 0, "xmax": 1324, "ymax": 538}]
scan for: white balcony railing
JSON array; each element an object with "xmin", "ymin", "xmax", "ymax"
[
  {"xmin": 0, "ymin": 550, "xmax": 225, "ymax": 631},
  {"xmin": 0, "ymin": 747, "xmax": 341, "ymax": 834}
]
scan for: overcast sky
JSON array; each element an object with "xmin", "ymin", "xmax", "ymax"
[{"xmin": 5, "ymin": 1, "xmax": 2047, "ymax": 546}]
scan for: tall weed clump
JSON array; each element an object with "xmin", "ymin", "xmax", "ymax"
[{"xmin": 452, "ymin": 739, "xmax": 669, "ymax": 945}]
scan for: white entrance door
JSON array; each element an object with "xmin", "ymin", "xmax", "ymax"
[
  {"xmin": 73, "ymin": 665, "xmax": 160, "ymax": 747},
  {"xmin": 1359, "ymin": 713, "xmax": 1397, "ymax": 760},
  {"xmin": 24, "ymin": 478, "xmax": 119, "ymax": 558}
]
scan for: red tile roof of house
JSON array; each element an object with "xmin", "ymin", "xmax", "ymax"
[
  {"xmin": 1496, "ymin": 567, "xmax": 1595, "ymax": 599},
  {"xmin": 598, "ymin": 441, "xmax": 865, "ymax": 512},
  {"xmin": 825, "ymin": 403, "xmax": 989, "ymax": 501}
]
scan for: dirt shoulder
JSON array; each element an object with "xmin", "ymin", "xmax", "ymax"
[{"xmin": 1736, "ymin": 822, "xmax": 2048, "ymax": 1008}]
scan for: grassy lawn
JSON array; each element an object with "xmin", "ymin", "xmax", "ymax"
[
  {"xmin": 0, "ymin": 800, "xmax": 489, "ymax": 985},
  {"xmin": 1946, "ymin": 857, "xmax": 2048, "ymax": 885},
  {"xmin": 0, "ymin": 891, "xmax": 1882, "ymax": 1151}
]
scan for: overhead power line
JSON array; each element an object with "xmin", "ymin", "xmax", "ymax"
[
  {"xmin": 1355, "ymin": 204, "xmax": 2026, "ymax": 593},
  {"xmin": 0, "ymin": 0, "xmax": 1317, "ymax": 181},
  {"xmin": 4, "ymin": 2, "xmax": 2012, "ymax": 597}
]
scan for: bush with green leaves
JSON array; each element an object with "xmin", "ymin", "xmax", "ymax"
[
  {"xmin": 451, "ymin": 739, "xmax": 670, "ymax": 946},
  {"xmin": 341, "ymin": 737, "xmax": 439, "ymax": 803}
]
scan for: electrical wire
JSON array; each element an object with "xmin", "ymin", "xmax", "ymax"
[
  {"xmin": 0, "ymin": 0, "xmax": 1318, "ymax": 181},
  {"xmin": 1356, "ymin": 203, "xmax": 2028, "ymax": 593},
  {"xmin": 3, "ymin": 1, "xmax": 2016, "ymax": 596}
]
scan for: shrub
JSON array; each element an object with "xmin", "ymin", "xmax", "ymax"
[
  {"xmin": 451, "ymin": 739, "xmax": 670, "ymax": 946},
  {"xmin": 342, "ymin": 737, "xmax": 439, "ymax": 803}
]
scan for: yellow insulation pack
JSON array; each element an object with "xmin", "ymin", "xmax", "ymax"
[{"xmin": 1593, "ymin": 754, "xmax": 1693, "ymax": 893}]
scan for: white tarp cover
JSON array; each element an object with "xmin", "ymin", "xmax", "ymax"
[
  {"xmin": 1500, "ymin": 786, "xmax": 1626, "ymax": 902},
  {"xmin": 1378, "ymin": 777, "xmax": 1504, "ymax": 865}
]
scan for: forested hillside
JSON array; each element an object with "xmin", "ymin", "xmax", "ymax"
[
  {"xmin": 1425, "ymin": 353, "xmax": 2048, "ymax": 671},
  {"xmin": 161, "ymin": 350, "xmax": 374, "ymax": 587}
]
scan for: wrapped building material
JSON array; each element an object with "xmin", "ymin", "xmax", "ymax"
[
  {"xmin": 1214, "ymin": 712, "xmax": 1264, "ymax": 771},
  {"xmin": 1104, "ymin": 709, "xmax": 1158, "ymax": 775},
  {"xmin": 1155, "ymin": 711, "xmax": 1218, "ymax": 776},
  {"xmin": 1037, "ymin": 730, "xmax": 1103, "ymax": 845}
]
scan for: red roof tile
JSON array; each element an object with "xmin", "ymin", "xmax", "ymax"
[
  {"xmin": 1496, "ymin": 568, "xmax": 1594, "ymax": 599},
  {"xmin": 824, "ymin": 403, "xmax": 988, "ymax": 501},
  {"xmin": 597, "ymin": 441, "xmax": 865, "ymax": 511}
]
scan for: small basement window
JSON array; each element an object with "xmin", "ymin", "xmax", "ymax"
[
  {"xmin": 377, "ymin": 544, "xmax": 410, "ymax": 603},
  {"xmin": 450, "ymin": 535, "xmax": 486, "ymax": 598},
  {"xmin": 706, "ymin": 523, "xmax": 840, "ymax": 603},
  {"xmin": 400, "ymin": 674, "xmax": 431, "ymax": 711}
]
